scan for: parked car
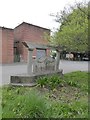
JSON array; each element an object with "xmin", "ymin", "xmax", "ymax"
[{"xmin": 82, "ymin": 57, "xmax": 89, "ymax": 61}]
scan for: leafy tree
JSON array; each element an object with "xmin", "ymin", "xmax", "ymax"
[{"xmin": 51, "ymin": 2, "xmax": 88, "ymax": 53}]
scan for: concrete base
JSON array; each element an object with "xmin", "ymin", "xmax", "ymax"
[
  {"xmin": 11, "ymin": 69, "xmax": 63, "ymax": 86},
  {"xmin": 11, "ymin": 83, "xmax": 37, "ymax": 87}
]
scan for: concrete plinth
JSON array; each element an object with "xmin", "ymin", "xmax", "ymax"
[{"xmin": 11, "ymin": 69, "xmax": 63, "ymax": 86}]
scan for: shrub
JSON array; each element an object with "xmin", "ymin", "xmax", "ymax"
[
  {"xmin": 37, "ymin": 76, "xmax": 48, "ymax": 87},
  {"xmin": 48, "ymin": 75, "xmax": 63, "ymax": 90},
  {"xmin": 37, "ymin": 71, "xmax": 88, "ymax": 91},
  {"xmin": 37, "ymin": 75, "xmax": 63, "ymax": 90}
]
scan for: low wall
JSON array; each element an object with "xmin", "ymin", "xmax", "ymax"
[{"xmin": 10, "ymin": 69, "xmax": 63, "ymax": 86}]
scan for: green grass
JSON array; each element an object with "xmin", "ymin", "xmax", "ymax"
[
  {"xmin": 1, "ymin": 71, "xmax": 88, "ymax": 118},
  {"xmin": 2, "ymin": 87, "xmax": 48, "ymax": 118},
  {"xmin": 0, "ymin": 87, "xmax": 2, "ymax": 119},
  {"xmin": 37, "ymin": 71, "xmax": 88, "ymax": 91},
  {"xmin": 37, "ymin": 74, "xmax": 63, "ymax": 90},
  {"xmin": 64, "ymin": 71, "xmax": 88, "ymax": 91}
]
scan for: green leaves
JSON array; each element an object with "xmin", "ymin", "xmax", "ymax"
[
  {"xmin": 2, "ymin": 71, "xmax": 88, "ymax": 118},
  {"xmin": 64, "ymin": 71, "xmax": 88, "ymax": 91},
  {"xmin": 37, "ymin": 71, "xmax": 88, "ymax": 91},
  {"xmin": 52, "ymin": 4, "xmax": 88, "ymax": 52},
  {"xmin": 2, "ymin": 88, "xmax": 48, "ymax": 118},
  {"xmin": 37, "ymin": 75, "xmax": 63, "ymax": 90},
  {"xmin": 47, "ymin": 99, "xmax": 88, "ymax": 118}
]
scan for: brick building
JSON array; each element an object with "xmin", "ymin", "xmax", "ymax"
[
  {"xmin": 0, "ymin": 27, "xmax": 14, "ymax": 64},
  {"xmin": 0, "ymin": 22, "xmax": 50, "ymax": 64}
]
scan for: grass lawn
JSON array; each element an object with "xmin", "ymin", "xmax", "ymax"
[
  {"xmin": 1, "ymin": 71, "xmax": 88, "ymax": 118},
  {"xmin": 0, "ymin": 86, "xmax": 2, "ymax": 119}
]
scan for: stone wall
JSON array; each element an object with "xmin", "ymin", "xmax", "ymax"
[{"xmin": 33, "ymin": 56, "xmax": 55, "ymax": 74}]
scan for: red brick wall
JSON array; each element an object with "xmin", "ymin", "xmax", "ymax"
[
  {"xmin": 22, "ymin": 23, "xmax": 50, "ymax": 44},
  {"xmin": 14, "ymin": 24, "xmax": 24, "ymax": 60},
  {"xmin": 0, "ymin": 22, "xmax": 50, "ymax": 63},
  {"xmin": 1, "ymin": 28, "xmax": 14, "ymax": 64},
  {"xmin": 0, "ymin": 27, "xmax": 2, "ymax": 63},
  {"xmin": 14, "ymin": 22, "xmax": 50, "ymax": 62}
]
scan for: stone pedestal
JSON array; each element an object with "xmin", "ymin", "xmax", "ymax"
[
  {"xmin": 55, "ymin": 50, "xmax": 60, "ymax": 71},
  {"xmin": 11, "ymin": 42, "xmax": 63, "ymax": 87},
  {"xmin": 27, "ymin": 48, "xmax": 34, "ymax": 75}
]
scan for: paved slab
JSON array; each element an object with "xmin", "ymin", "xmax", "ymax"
[
  {"xmin": 1, "ymin": 63, "xmax": 27, "ymax": 85},
  {"xmin": 0, "ymin": 60, "xmax": 88, "ymax": 85},
  {"xmin": 60, "ymin": 60, "xmax": 88, "ymax": 74}
]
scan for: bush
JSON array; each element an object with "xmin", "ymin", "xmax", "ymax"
[
  {"xmin": 37, "ymin": 76, "xmax": 48, "ymax": 87},
  {"xmin": 37, "ymin": 71, "xmax": 88, "ymax": 91},
  {"xmin": 37, "ymin": 75, "xmax": 63, "ymax": 90}
]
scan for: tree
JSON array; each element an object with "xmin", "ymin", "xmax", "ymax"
[{"xmin": 51, "ymin": 2, "xmax": 88, "ymax": 53}]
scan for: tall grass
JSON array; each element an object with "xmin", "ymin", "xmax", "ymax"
[
  {"xmin": 46, "ymin": 98, "xmax": 88, "ymax": 118},
  {"xmin": 0, "ymin": 87, "xmax": 2, "ymax": 119},
  {"xmin": 2, "ymin": 71, "xmax": 88, "ymax": 118},
  {"xmin": 2, "ymin": 87, "xmax": 48, "ymax": 118},
  {"xmin": 64, "ymin": 71, "xmax": 88, "ymax": 91}
]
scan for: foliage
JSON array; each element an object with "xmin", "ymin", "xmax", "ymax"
[
  {"xmin": 47, "ymin": 98, "xmax": 88, "ymax": 118},
  {"xmin": 64, "ymin": 71, "xmax": 88, "ymax": 91},
  {"xmin": 51, "ymin": 2, "xmax": 88, "ymax": 53},
  {"xmin": 37, "ymin": 76, "xmax": 48, "ymax": 87},
  {"xmin": 37, "ymin": 75, "xmax": 63, "ymax": 90},
  {"xmin": 37, "ymin": 71, "xmax": 88, "ymax": 91},
  {"xmin": 2, "ymin": 88, "xmax": 48, "ymax": 118},
  {"xmin": 2, "ymin": 71, "xmax": 88, "ymax": 118},
  {"xmin": 0, "ymin": 87, "xmax": 2, "ymax": 119}
]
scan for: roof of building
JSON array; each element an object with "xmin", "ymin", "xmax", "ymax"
[
  {"xmin": 15, "ymin": 22, "xmax": 50, "ymax": 31},
  {"xmin": 0, "ymin": 26, "xmax": 13, "ymax": 30},
  {"xmin": 0, "ymin": 22, "xmax": 50, "ymax": 32}
]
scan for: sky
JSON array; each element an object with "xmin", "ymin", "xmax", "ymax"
[{"xmin": 0, "ymin": 0, "xmax": 88, "ymax": 31}]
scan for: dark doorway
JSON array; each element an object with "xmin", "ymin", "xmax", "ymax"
[{"xmin": 14, "ymin": 41, "xmax": 20, "ymax": 62}]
